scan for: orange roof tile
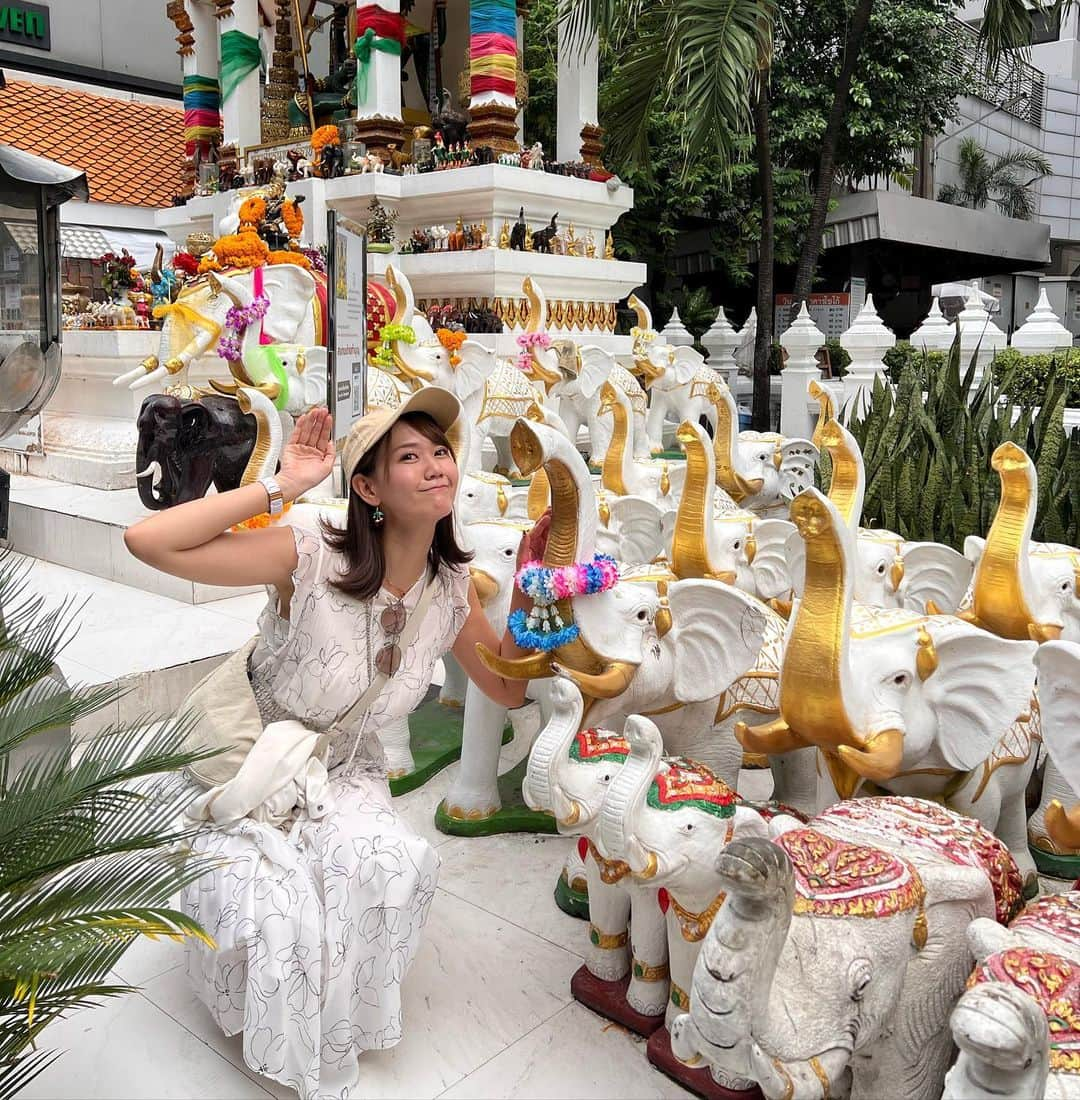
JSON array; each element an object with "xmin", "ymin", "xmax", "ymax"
[{"xmin": 0, "ymin": 80, "xmax": 185, "ymax": 208}]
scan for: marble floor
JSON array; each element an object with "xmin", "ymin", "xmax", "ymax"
[{"xmin": 14, "ymin": 551, "xmax": 698, "ymax": 1100}]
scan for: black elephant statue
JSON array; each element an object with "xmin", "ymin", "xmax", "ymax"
[
  {"xmin": 532, "ymin": 214, "xmax": 559, "ymax": 253},
  {"xmin": 135, "ymin": 393, "xmax": 256, "ymax": 510}
]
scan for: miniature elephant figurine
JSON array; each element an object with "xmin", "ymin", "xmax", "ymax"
[
  {"xmin": 531, "ymin": 213, "xmax": 558, "ymax": 253},
  {"xmin": 671, "ymin": 796, "xmax": 1023, "ymax": 1100}
]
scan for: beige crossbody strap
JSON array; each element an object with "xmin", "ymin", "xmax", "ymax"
[{"xmin": 337, "ymin": 575, "xmax": 440, "ymax": 729}]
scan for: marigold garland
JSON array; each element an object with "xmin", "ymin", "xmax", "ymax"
[
  {"xmin": 310, "ymin": 124, "xmax": 341, "ymax": 152},
  {"xmin": 231, "ymin": 500, "xmax": 293, "ymax": 532},
  {"xmin": 267, "ymin": 249, "xmax": 312, "ymax": 269},
  {"xmin": 238, "ymin": 195, "xmax": 267, "ymax": 229},
  {"xmin": 436, "ymin": 327, "xmax": 465, "ymax": 366},
  {"xmin": 199, "ymin": 230, "xmax": 269, "ymax": 273},
  {"xmin": 281, "ymin": 197, "xmax": 304, "ymax": 239},
  {"xmin": 374, "ymin": 321, "xmax": 415, "ymax": 367}
]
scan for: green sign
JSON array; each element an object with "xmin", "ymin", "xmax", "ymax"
[{"xmin": 0, "ymin": 2, "xmax": 50, "ymax": 51}]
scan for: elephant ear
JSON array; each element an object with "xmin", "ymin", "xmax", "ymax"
[
  {"xmin": 664, "ymin": 462, "xmax": 687, "ymax": 502},
  {"xmin": 785, "ymin": 525, "xmax": 807, "ymax": 597},
  {"xmin": 922, "ymin": 617, "xmax": 1038, "ymax": 771},
  {"xmin": 667, "ymin": 346, "xmax": 701, "ymax": 386},
  {"xmin": 779, "ymin": 439, "xmax": 819, "ymax": 501},
  {"xmin": 607, "ymin": 495, "xmax": 665, "ymax": 564},
  {"xmin": 456, "ymin": 340, "xmax": 496, "ymax": 401},
  {"xmin": 294, "ymin": 347, "xmax": 328, "ymax": 409},
  {"xmin": 964, "ymin": 535, "xmax": 986, "ymax": 567},
  {"xmin": 258, "ymin": 264, "xmax": 317, "ymax": 343},
  {"xmin": 899, "ymin": 542, "xmax": 974, "ymax": 615},
  {"xmin": 1034, "ymin": 641, "xmax": 1080, "ymax": 802},
  {"xmin": 577, "ymin": 345, "xmax": 613, "ymax": 400},
  {"xmin": 750, "ymin": 519, "xmax": 797, "ymax": 599},
  {"xmin": 668, "ymin": 580, "xmax": 768, "ymax": 704}
]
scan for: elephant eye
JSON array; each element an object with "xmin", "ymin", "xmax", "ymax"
[
  {"xmin": 636, "ymin": 608, "xmax": 650, "ymax": 622},
  {"xmin": 849, "ymin": 960, "xmax": 873, "ymax": 1002},
  {"xmin": 876, "ymin": 562, "xmax": 887, "ymax": 574},
  {"xmin": 503, "ymin": 548, "xmax": 515, "ymax": 558},
  {"xmin": 1061, "ymin": 580, "xmax": 1072, "ymax": 593},
  {"xmin": 892, "ymin": 672, "xmax": 910, "ymax": 687},
  {"xmin": 733, "ymin": 540, "xmax": 741, "ymax": 550},
  {"xmin": 683, "ymin": 822, "xmax": 694, "ymax": 832}
]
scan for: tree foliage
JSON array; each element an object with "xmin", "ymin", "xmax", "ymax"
[{"xmin": 938, "ymin": 136, "xmax": 1053, "ymax": 220}]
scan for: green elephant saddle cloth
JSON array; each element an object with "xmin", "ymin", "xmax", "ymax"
[
  {"xmin": 775, "ymin": 827, "xmax": 926, "ymax": 923},
  {"xmin": 811, "ymin": 796, "xmax": 1023, "ymax": 925},
  {"xmin": 969, "ymin": 947, "xmax": 1080, "ymax": 1075},
  {"xmin": 1011, "ymin": 892, "xmax": 1080, "ymax": 952}
]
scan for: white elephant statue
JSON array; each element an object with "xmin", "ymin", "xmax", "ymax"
[
  {"xmin": 784, "ymin": 385, "xmax": 973, "ymax": 611},
  {"xmin": 594, "ymin": 709, "xmax": 778, "ymax": 1091},
  {"xmin": 704, "ymin": 379, "xmax": 817, "ymax": 518},
  {"xmin": 114, "ymin": 263, "xmax": 322, "ymax": 396},
  {"xmin": 474, "ymin": 416, "xmax": 804, "ymax": 803},
  {"xmin": 738, "ymin": 488, "xmax": 1042, "ymax": 885},
  {"xmin": 522, "ymin": 677, "xmax": 670, "ymax": 1026},
  {"xmin": 946, "ymin": 890, "xmax": 1080, "ymax": 1099},
  {"xmin": 668, "ymin": 419, "xmax": 797, "ymax": 601},
  {"xmin": 961, "ymin": 442, "xmax": 1080, "ymax": 644},
  {"xmin": 670, "ymin": 796, "xmax": 1023, "ymax": 1100},
  {"xmin": 197, "ymin": 270, "xmax": 327, "ymax": 416},
  {"xmin": 596, "ymin": 381, "xmax": 686, "ymax": 507},
  {"xmin": 624, "ymin": 295, "xmax": 721, "ymax": 453}
]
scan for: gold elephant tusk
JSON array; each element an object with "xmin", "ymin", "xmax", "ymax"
[
  {"xmin": 550, "ymin": 660, "xmax": 637, "ymax": 700},
  {"xmin": 735, "ymin": 717, "xmax": 808, "ymax": 756},
  {"xmin": 209, "ymin": 378, "xmax": 240, "ymax": 396},
  {"xmin": 768, "ymin": 597, "xmax": 793, "ymax": 619},
  {"xmin": 836, "ymin": 728, "xmax": 906, "ymax": 786},
  {"xmin": 470, "ymin": 568, "xmax": 499, "ymax": 607},
  {"xmin": 394, "ymin": 357, "xmax": 434, "ymax": 382},
  {"xmin": 475, "ymin": 643, "xmax": 554, "ymax": 681},
  {"xmin": 1045, "ymin": 799, "xmax": 1080, "ymax": 851},
  {"xmin": 631, "ymin": 850, "xmax": 659, "ymax": 881},
  {"xmin": 891, "ymin": 556, "xmax": 906, "ymax": 593},
  {"xmin": 559, "ymin": 800, "xmax": 582, "ymax": 828},
  {"xmin": 1029, "ymin": 622, "xmax": 1064, "ymax": 643},
  {"xmin": 707, "ymin": 569, "xmax": 738, "ymax": 585},
  {"xmin": 925, "ymin": 599, "xmax": 944, "ymax": 616}
]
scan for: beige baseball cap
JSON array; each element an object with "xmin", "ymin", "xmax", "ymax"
[{"xmin": 340, "ymin": 386, "xmax": 462, "ymax": 483}]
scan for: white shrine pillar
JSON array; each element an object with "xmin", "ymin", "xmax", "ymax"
[
  {"xmin": 353, "ymin": 0, "xmax": 405, "ymax": 157},
  {"xmin": 556, "ymin": 14, "xmax": 601, "ymax": 164},
  {"xmin": 218, "ymin": 0, "xmax": 263, "ymax": 154},
  {"xmin": 780, "ymin": 303, "xmax": 825, "ymax": 440}
]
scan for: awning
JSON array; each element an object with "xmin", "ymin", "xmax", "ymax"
[
  {"xmin": 60, "ymin": 226, "xmax": 112, "ymax": 260},
  {"xmin": 2, "ymin": 220, "xmax": 38, "ymax": 254},
  {"xmin": 0, "ymin": 144, "xmax": 89, "ymax": 209},
  {"xmin": 824, "ymin": 191, "xmax": 1051, "ymax": 271}
]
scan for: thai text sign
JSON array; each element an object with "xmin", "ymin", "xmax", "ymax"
[
  {"xmin": 0, "ymin": 3, "xmax": 50, "ymax": 50},
  {"xmin": 774, "ymin": 293, "xmax": 851, "ymax": 339},
  {"xmin": 326, "ymin": 211, "xmax": 367, "ymax": 448}
]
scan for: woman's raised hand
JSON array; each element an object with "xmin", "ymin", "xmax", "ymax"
[
  {"xmin": 516, "ymin": 508, "xmax": 551, "ymax": 569},
  {"xmin": 278, "ymin": 407, "xmax": 336, "ymax": 499}
]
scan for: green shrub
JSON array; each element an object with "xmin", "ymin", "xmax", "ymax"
[
  {"xmin": 883, "ymin": 341, "xmax": 947, "ymax": 384},
  {"xmin": 847, "ymin": 341, "xmax": 1080, "ymax": 549},
  {"xmin": 823, "ymin": 340, "xmax": 850, "ymax": 377},
  {"xmin": 991, "ymin": 347, "xmax": 1080, "ymax": 408}
]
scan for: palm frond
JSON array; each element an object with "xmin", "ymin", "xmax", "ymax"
[{"xmin": 0, "ymin": 555, "xmax": 218, "ymax": 1088}]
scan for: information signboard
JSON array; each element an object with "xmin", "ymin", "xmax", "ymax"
[
  {"xmin": 774, "ymin": 293, "xmax": 852, "ymax": 339},
  {"xmin": 325, "ymin": 210, "xmax": 367, "ymax": 451}
]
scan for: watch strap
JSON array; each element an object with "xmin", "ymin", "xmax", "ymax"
[{"xmin": 259, "ymin": 475, "xmax": 284, "ymax": 517}]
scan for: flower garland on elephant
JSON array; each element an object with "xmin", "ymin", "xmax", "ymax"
[{"xmin": 509, "ymin": 554, "xmax": 619, "ymax": 650}]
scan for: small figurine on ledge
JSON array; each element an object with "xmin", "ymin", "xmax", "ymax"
[
  {"xmin": 311, "ymin": 124, "xmax": 344, "ymax": 179},
  {"xmin": 522, "ymin": 141, "xmax": 545, "ymax": 171},
  {"xmin": 365, "ymin": 197, "xmax": 397, "ymax": 254},
  {"xmin": 509, "ymin": 207, "xmax": 528, "ymax": 251},
  {"xmin": 604, "ymin": 232, "xmax": 615, "ymax": 260},
  {"xmin": 498, "ymin": 221, "xmax": 511, "ymax": 249},
  {"xmin": 532, "ymin": 213, "xmax": 559, "ymax": 254}
]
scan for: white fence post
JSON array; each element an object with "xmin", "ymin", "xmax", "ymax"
[
  {"xmin": 1011, "ymin": 288, "xmax": 1073, "ymax": 355},
  {"xmin": 780, "ymin": 303, "xmax": 825, "ymax": 440},
  {"xmin": 911, "ymin": 297, "xmax": 955, "ymax": 353},
  {"xmin": 958, "ymin": 286, "xmax": 1006, "ymax": 387},
  {"xmin": 702, "ymin": 308, "xmax": 740, "ymax": 389},
  {"xmin": 660, "ymin": 306, "xmax": 694, "ymax": 347},
  {"xmin": 840, "ymin": 295, "xmax": 895, "ymax": 420}
]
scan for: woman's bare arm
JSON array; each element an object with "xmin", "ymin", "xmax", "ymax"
[
  {"xmin": 452, "ymin": 582, "xmax": 531, "ymax": 709},
  {"xmin": 124, "ymin": 407, "xmax": 336, "ymax": 593}
]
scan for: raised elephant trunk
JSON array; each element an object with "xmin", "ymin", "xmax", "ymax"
[
  {"xmin": 708, "ymin": 382, "xmax": 764, "ymax": 504},
  {"xmin": 968, "ymin": 443, "xmax": 1047, "ymax": 641},
  {"xmin": 810, "ymin": 380, "xmax": 864, "ymax": 530},
  {"xmin": 523, "ymin": 677, "xmax": 585, "ymax": 823},
  {"xmin": 385, "ymin": 265, "xmax": 428, "ymax": 386},
  {"xmin": 670, "ymin": 837, "xmax": 795, "ymax": 1080},
  {"xmin": 737, "ymin": 489, "xmax": 902, "ymax": 799},
  {"xmin": 598, "ymin": 381, "xmax": 632, "ymax": 496},
  {"xmin": 205, "ymin": 273, "xmax": 284, "ymax": 404},
  {"xmin": 522, "ymin": 277, "xmax": 562, "ymax": 388},
  {"xmin": 596, "ymin": 713, "xmax": 663, "ymax": 876},
  {"xmin": 671, "ymin": 420, "xmax": 735, "ymax": 583},
  {"xmin": 235, "ymin": 386, "xmax": 284, "ymax": 487}
]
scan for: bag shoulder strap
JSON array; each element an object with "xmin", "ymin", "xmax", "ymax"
[{"xmin": 337, "ymin": 574, "xmax": 441, "ymax": 729}]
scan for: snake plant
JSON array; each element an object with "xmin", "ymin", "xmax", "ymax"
[
  {"xmin": 845, "ymin": 339, "xmax": 1080, "ymax": 550},
  {"xmin": 0, "ymin": 554, "xmax": 214, "ymax": 1097}
]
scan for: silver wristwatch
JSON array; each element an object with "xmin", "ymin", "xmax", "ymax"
[{"xmin": 258, "ymin": 475, "xmax": 285, "ymax": 517}]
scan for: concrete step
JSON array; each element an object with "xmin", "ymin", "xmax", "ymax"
[{"xmin": 6, "ymin": 474, "xmax": 262, "ymax": 604}]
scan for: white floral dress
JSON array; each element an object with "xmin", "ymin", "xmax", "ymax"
[{"xmin": 181, "ymin": 522, "xmax": 471, "ymax": 1099}]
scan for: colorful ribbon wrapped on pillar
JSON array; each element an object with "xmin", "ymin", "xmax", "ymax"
[
  {"xmin": 183, "ymin": 75, "xmax": 221, "ymax": 155},
  {"xmin": 220, "ymin": 28, "xmax": 263, "ymax": 103},
  {"xmin": 469, "ymin": 0, "xmax": 517, "ymax": 107},
  {"xmin": 354, "ymin": 6, "xmax": 406, "ymax": 108}
]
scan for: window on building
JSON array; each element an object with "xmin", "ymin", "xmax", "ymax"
[{"xmin": 1030, "ymin": 6, "xmax": 1061, "ymax": 44}]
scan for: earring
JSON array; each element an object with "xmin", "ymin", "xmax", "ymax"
[{"xmin": 372, "ymin": 506, "xmax": 385, "ymax": 526}]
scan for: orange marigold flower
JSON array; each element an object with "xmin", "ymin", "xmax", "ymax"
[
  {"xmin": 282, "ymin": 198, "xmax": 304, "ymax": 239},
  {"xmin": 239, "ymin": 196, "xmax": 267, "ymax": 228},
  {"xmin": 310, "ymin": 124, "xmax": 341, "ymax": 152},
  {"xmin": 231, "ymin": 500, "xmax": 293, "ymax": 533},
  {"xmin": 267, "ymin": 249, "xmax": 312, "ymax": 269}
]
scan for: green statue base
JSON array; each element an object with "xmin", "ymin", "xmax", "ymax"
[
  {"xmin": 434, "ymin": 756, "xmax": 560, "ymax": 837},
  {"xmin": 554, "ymin": 867, "xmax": 590, "ymax": 920},
  {"xmin": 388, "ymin": 694, "xmax": 508, "ymax": 797},
  {"xmin": 1029, "ymin": 843, "xmax": 1080, "ymax": 885}
]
